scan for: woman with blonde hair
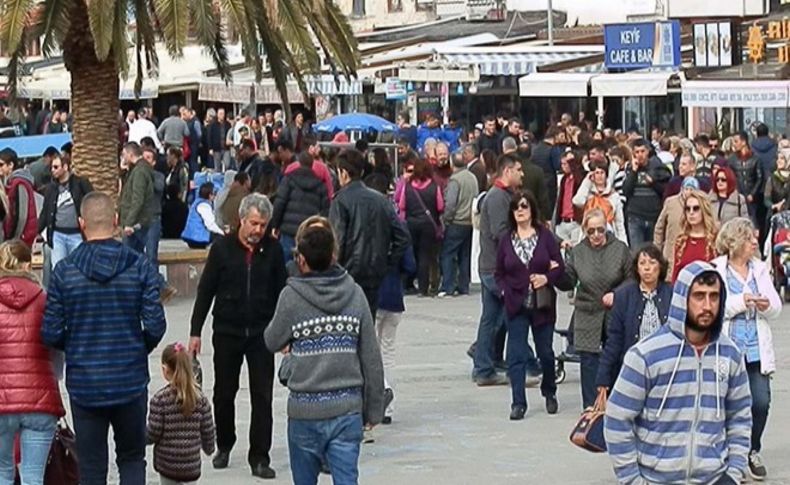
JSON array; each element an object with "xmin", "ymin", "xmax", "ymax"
[
  {"xmin": 0, "ymin": 240, "xmax": 64, "ymax": 485},
  {"xmin": 671, "ymin": 189, "xmax": 718, "ymax": 282},
  {"xmin": 711, "ymin": 217, "xmax": 781, "ymax": 481}
]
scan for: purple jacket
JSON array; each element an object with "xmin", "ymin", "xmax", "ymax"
[{"xmin": 495, "ymin": 226, "xmax": 565, "ymax": 323}]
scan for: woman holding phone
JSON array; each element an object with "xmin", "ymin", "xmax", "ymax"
[{"xmin": 711, "ymin": 217, "xmax": 782, "ymax": 482}]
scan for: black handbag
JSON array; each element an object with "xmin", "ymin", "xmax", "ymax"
[
  {"xmin": 44, "ymin": 420, "xmax": 79, "ymax": 485},
  {"xmin": 530, "ymin": 286, "xmax": 554, "ymax": 310}
]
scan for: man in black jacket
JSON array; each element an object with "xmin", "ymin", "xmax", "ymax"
[
  {"xmin": 38, "ymin": 155, "xmax": 93, "ymax": 268},
  {"xmin": 189, "ymin": 193, "xmax": 287, "ymax": 480},
  {"xmin": 529, "ymin": 127, "xmax": 562, "ymax": 216},
  {"xmin": 329, "ymin": 149, "xmax": 410, "ymax": 318},
  {"xmin": 237, "ymin": 139, "xmax": 264, "ymax": 190},
  {"xmin": 270, "ymin": 152, "xmax": 329, "ymax": 262},
  {"xmin": 729, "ymin": 131, "xmax": 764, "ymax": 225},
  {"xmin": 207, "ymin": 108, "xmax": 232, "ymax": 171},
  {"xmin": 477, "ymin": 116, "xmax": 501, "ymax": 155},
  {"xmin": 623, "ymin": 139, "xmax": 671, "ymax": 247}
]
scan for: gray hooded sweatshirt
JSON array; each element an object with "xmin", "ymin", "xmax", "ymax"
[{"xmin": 264, "ymin": 265, "xmax": 385, "ymax": 424}]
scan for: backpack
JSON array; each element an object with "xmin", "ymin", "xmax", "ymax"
[
  {"xmin": 583, "ymin": 193, "xmax": 615, "ymax": 225},
  {"xmin": 4, "ymin": 177, "xmax": 39, "ymax": 247}
]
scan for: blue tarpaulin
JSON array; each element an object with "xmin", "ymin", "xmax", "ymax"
[
  {"xmin": 0, "ymin": 133, "xmax": 72, "ymax": 158},
  {"xmin": 314, "ymin": 114, "xmax": 397, "ymax": 134}
]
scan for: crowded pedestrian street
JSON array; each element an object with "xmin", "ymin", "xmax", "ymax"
[{"xmin": 131, "ymin": 292, "xmax": 790, "ymax": 485}]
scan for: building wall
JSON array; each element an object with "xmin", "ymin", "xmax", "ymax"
[{"xmin": 335, "ymin": 0, "xmax": 437, "ymax": 31}]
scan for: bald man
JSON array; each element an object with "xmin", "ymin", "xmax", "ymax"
[{"xmin": 42, "ymin": 191, "xmax": 166, "ymax": 484}]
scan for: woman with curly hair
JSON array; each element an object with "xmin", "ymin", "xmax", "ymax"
[{"xmin": 671, "ymin": 189, "xmax": 718, "ymax": 282}]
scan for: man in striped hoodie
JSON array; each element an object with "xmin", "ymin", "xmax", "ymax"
[{"xmin": 605, "ymin": 261, "xmax": 752, "ymax": 485}]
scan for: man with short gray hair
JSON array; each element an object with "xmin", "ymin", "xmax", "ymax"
[{"xmin": 189, "ymin": 192, "xmax": 287, "ymax": 480}]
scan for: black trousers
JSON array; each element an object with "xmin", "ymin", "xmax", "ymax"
[
  {"xmin": 213, "ymin": 332, "xmax": 275, "ymax": 467},
  {"xmin": 361, "ymin": 284, "xmax": 380, "ymax": 321},
  {"xmin": 408, "ymin": 220, "xmax": 439, "ymax": 295}
]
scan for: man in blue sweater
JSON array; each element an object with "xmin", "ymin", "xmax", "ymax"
[
  {"xmin": 42, "ymin": 191, "xmax": 166, "ymax": 485},
  {"xmin": 604, "ymin": 262, "xmax": 751, "ymax": 485}
]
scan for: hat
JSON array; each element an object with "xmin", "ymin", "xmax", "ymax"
[
  {"xmin": 681, "ymin": 177, "xmax": 700, "ymax": 190},
  {"xmin": 475, "ymin": 123, "xmax": 483, "ymax": 131}
]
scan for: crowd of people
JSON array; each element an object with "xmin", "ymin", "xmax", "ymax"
[{"xmin": 0, "ymin": 100, "xmax": 787, "ymax": 485}]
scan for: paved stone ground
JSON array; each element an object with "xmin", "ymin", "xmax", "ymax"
[{"xmin": 125, "ymin": 291, "xmax": 790, "ymax": 484}]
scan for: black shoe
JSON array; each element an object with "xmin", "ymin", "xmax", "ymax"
[
  {"xmin": 510, "ymin": 405, "xmax": 527, "ymax": 420},
  {"xmin": 251, "ymin": 463, "xmax": 276, "ymax": 479},
  {"xmin": 545, "ymin": 395, "xmax": 559, "ymax": 415},
  {"xmin": 381, "ymin": 416, "xmax": 393, "ymax": 425},
  {"xmin": 748, "ymin": 450, "xmax": 767, "ymax": 481},
  {"xmin": 383, "ymin": 388, "xmax": 394, "ymax": 413},
  {"xmin": 212, "ymin": 451, "xmax": 230, "ymax": 469},
  {"xmin": 466, "ymin": 343, "xmax": 476, "ymax": 359}
]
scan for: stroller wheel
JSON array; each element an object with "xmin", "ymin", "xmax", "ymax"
[{"xmin": 555, "ymin": 362, "xmax": 566, "ymax": 384}]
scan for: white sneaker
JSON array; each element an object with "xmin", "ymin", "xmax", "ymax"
[{"xmin": 437, "ymin": 291, "xmax": 448, "ymax": 298}]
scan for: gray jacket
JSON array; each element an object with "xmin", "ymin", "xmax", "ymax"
[
  {"xmin": 264, "ymin": 265, "xmax": 385, "ymax": 424},
  {"xmin": 442, "ymin": 167, "xmax": 478, "ymax": 226},
  {"xmin": 565, "ymin": 234, "xmax": 631, "ymax": 353},
  {"xmin": 478, "ymin": 185, "xmax": 511, "ymax": 274},
  {"xmin": 157, "ymin": 116, "xmax": 189, "ymax": 148}
]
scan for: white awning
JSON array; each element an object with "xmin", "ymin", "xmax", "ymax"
[
  {"xmin": 519, "ymin": 72, "xmax": 594, "ymax": 97},
  {"xmin": 438, "ymin": 51, "xmax": 601, "ymax": 77},
  {"xmin": 305, "ymin": 75, "xmax": 363, "ymax": 96},
  {"xmin": 682, "ymin": 80, "xmax": 790, "ymax": 108},
  {"xmin": 591, "ymin": 70, "xmax": 674, "ymax": 97}
]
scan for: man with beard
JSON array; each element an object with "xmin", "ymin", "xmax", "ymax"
[
  {"xmin": 189, "ymin": 193, "xmax": 287, "ymax": 479},
  {"xmin": 605, "ymin": 262, "xmax": 752, "ymax": 485}
]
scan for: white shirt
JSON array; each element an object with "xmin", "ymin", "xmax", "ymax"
[
  {"xmin": 128, "ymin": 118, "xmax": 162, "ymax": 151},
  {"xmin": 197, "ymin": 202, "xmax": 224, "ymax": 235}
]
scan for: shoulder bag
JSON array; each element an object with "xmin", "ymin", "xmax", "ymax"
[
  {"xmin": 408, "ymin": 183, "xmax": 444, "ymax": 241},
  {"xmin": 569, "ymin": 388, "xmax": 608, "ymax": 453}
]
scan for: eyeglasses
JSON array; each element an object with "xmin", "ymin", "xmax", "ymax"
[
  {"xmin": 685, "ymin": 205, "xmax": 701, "ymax": 213},
  {"xmin": 586, "ymin": 227, "xmax": 606, "ymax": 236},
  {"xmin": 404, "ymin": 168, "xmax": 414, "ymax": 174},
  {"xmin": 514, "ymin": 201, "xmax": 529, "ymax": 210},
  {"xmin": 716, "ymin": 177, "xmax": 727, "ymax": 183}
]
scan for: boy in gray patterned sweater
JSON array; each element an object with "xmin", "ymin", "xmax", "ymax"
[{"xmin": 264, "ymin": 221, "xmax": 385, "ymax": 484}]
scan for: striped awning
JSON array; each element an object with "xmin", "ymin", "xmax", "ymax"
[
  {"xmin": 437, "ymin": 52, "xmax": 601, "ymax": 76},
  {"xmin": 305, "ymin": 75, "xmax": 363, "ymax": 96}
]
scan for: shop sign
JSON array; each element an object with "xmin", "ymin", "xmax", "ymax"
[
  {"xmin": 746, "ymin": 19, "xmax": 790, "ymax": 64},
  {"xmin": 604, "ymin": 21, "xmax": 681, "ymax": 70},
  {"xmin": 385, "ymin": 77, "xmax": 407, "ymax": 100},
  {"xmin": 693, "ymin": 22, "xmax": 734, "ymax": 67}
]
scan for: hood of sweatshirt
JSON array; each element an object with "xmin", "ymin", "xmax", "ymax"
[
  {"xmin": 69, "ymin": 238, "xmax": 139, "ymax": 283},
  {"xmin": 751, "ymin": 136, "xmax": 776, "ymax": 156},
  {"xmin": 9, "ymin": 168, "xmax": 34, "ymax": 185},
  {"xmin": 287, "ymin": 265, "xmax": 358, "ymax": 315}
]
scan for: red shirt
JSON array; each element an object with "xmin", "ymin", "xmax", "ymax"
[
  {"xmin": 560, "ymin": 175, "xmax": 575, "ymax": 220},
  {"xmin": 672, "ymin": 236, "xmax": 713, "ymax": 282}
]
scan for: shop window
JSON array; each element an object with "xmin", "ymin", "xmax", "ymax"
[
  {"xmin": 353, "ymin": 0, "xmax": 365, "ymax": 17},
  {"xmin": 389, "ymin": 0, "xmax": 403, "ymax": 12}
]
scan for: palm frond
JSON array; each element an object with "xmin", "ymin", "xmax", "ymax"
[
  {"xmin": 245, "ymin": 0, "xmax": 293, "ymax": 114},
  {"xmin": 0, "ymin": 0, "xmax": 34, "ymax": 55},
  {"xmin": 218, "ymin": 0, "xmax": 258, "ymax": 78},
  {"xmin": 134, "ymin": 0, "xmax": 159, "ymax": 77},
  {"xmin": 277, "ymin": 0, "xmax": 320, "ymax": 69},
  {"xmin": 313, "ymin": 0, "xmax": 358, "ymax": 75},
  {"xmin": 112, "ymin": 0, "xmax": 130, "ymax": 78},
  {"xmin": 86, "ymin": 0, "xmax": 116, "ymax": 60},
  {"xmin": 190, "ymin": 0, "xmax": 230, "ymax": 82},
  {"xmin": 153, "ymin": 0, "xmax": 188, "ymax": 58},
  {"xmin": 5, "ymin": 25, "xmax": 30, "ymax": 103}
]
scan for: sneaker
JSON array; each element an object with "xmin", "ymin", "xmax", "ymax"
[
  {"xmin": 509, "ymin": 405, "xmax": 527, "ymax": 420},
  {"xmin": 748, "ymin": 450, "xmax": 767, "ymax": 481},
  {"xmin": 525, "ymin": 373, "xmax": 542, "ymax": 388},
  {"xmin": 160, "ymin": 285, "xmax": 178, "ymax": 304},
  {"xmin": 545, "ymin": 395, "xmax": 559, "ymax": 415},
  {"xmin": 437, "ymin": 291, "xmax": 448, "ymax": 298},
  {"xmin": 476, "ymin": 373, "xmax": 509, "ymax": 386}
]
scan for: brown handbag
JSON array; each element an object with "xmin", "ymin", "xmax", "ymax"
[
  {"xmin": 569, "ymin": 388, "xmax": 608, "ymax": 453},
  {"xmin": 44, "ymin": 420, "xmax": 79, "ymax": 485}
]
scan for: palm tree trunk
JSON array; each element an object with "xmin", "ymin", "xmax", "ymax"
[{"xmin": 63, "ymin": 0, "xmax": 120, "ymax": 197}]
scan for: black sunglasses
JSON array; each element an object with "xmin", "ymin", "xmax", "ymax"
[
  {"xmin": 685, "ymin": 205, "xmax": 701, "ymax": 213},
  {"xmin": 586, "ymin": 227, "xmax": 606, "ymax": 236},
  {"xmin": 514, "ymin": 201, "xmax": 529, "ymax": 211}
]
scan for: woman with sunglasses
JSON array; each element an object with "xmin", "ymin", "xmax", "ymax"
[
  {"xmin": 564, "ymin": 208, "xmax": 631, "ymax": 409},
  {"xmin": 671, "ymin": 189, "xmax": 718, "ymax": 282},
  {"xmin": 710, "ymin": 165, "xmax": 748, "ymax": 226},
  {"xmin": 495, "ymin": 191, "xmax": 564, "ymax": 420}
]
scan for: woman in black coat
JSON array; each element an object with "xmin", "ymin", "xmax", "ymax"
[{"xmin": 595, "ymin": 244, "xmax": 673, "ymax": 391}]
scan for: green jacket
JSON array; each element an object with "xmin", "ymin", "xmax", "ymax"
[{"xmin": 119, "ymin": 160, "xmax": 155, "ymax": 228}]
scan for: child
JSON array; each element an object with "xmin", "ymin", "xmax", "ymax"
[{"xmin": 147, "ymin": 343, "xmax": 216, "ymax": 485}]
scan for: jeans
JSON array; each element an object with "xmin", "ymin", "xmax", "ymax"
[
  {"xmin": 279, "ymin": 234, "xmax": 296, "ymax": 264},
  {"xmin": 505, "ymin": 311, "xmax": 557, "ymax": 408},
  {"xmin": 0, "ymin": 413, "xmax": 57, "ymax": 485},
  {"xmin": 288, "ymin": 413, "xmax": 363, "ymax": 485},
  {"xmin": 122, "ymin": 225, "xmax": 150, "ymax": 255},
  {"xmin": 579, "ymin": 351, "xmax": 600, "ymax": 409},
  {"xmin": 51, "ymin": 231, "xmax": 83, "ymax": 269},
  {"xmin": 212, "ymin": 333, "xmax": 274, "ymax": 467},
  {"xmin": 145, "ymin": 217, "xmax": 162, "ymax": 267},
  {"xmin": 439, "ymin": 224, "xmax": 472, "ymax": 294},
  {"xmin": 71, "ymin": 393, "xmax": 147, "ymax": 485},
  {"xmin": 626, "ymin": 215, "xmax": 656, "ymax": 248},
  {"xmin": 474, "ymin": 273, "xmax": 539, "ymax": 379},
  {"xmin": 746, "ymin": 362, "xmax": 771, "ymax": 452}
]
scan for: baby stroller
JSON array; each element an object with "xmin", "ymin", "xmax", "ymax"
[
  {"xmin": 767, "ymin": 210, "xmax": 790, "ymax": 302},
  {"xmin": 554, "ymin": 315, "xmax": 580, "ymax": 384}
]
